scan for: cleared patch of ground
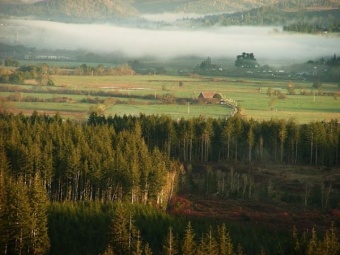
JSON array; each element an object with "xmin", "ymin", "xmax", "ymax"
[{"xmin": 168, "ymin": 194, "xmax": 340, "ymax": 231}]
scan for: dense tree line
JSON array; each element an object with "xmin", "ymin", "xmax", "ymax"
[
  {"xmin": 47, "ymin": 201, "xmax": 339, "ymax": 255},
  {"xmin": 0, "ymin": 111, "xmax": 338, "ymax": 203},
  {"xmin": 283, "ymin": 18, "xmax": 340, "ymax": 33},
  {"xmin": 0, "ymin": 63, "xmax": 136, "ymax": 86},
  {"xmin": 88, "ymin": 113, "xmax": 339, "ymax": 166},
  {"xmin": 0, "ymin": 111, "xmax": 338, "ymax": 206},
  {"xmin": 0, "ymin": 111, "xmax": 180, "ymax": 204},
  {"xmin": 0, "ymin": 153, "xmax": 50, "ymax": 254}
]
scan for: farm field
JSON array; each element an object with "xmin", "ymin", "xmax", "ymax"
[{"xmin": 1, "ymin": 74, "xmax": 339, "ymax": 122}]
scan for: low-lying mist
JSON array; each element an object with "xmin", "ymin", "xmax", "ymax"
[{"xmin": 2, "ymin": 19, "xmax": 340, "ymax": 65}]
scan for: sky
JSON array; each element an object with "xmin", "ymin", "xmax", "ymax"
[{"xmin": 2, "ymin": 19, "xmax": 340, "ymax": 65}]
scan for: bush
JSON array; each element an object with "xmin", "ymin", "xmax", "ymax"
[
  {"xmin": 9, "ymin": 73, "xmax": 24, "ymax": 84},
  {"xmin": 4, "ymin": 57, "xmax": 19, "ymax": 67}
]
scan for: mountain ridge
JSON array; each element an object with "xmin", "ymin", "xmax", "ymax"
[
  {"xmin": 0, "ymin": 0, "xmax": 138, "ymax": 20},
  {"xmin": 0, "ymin": 0, "xmax": 339, "ymax": 23},
  {"xmin": 0, "ymin": 0, "xmax": 281, "ymax": 19}
]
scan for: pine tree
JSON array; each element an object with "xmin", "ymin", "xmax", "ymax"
[
  {"xmin": 307, "ymin": 228, "xmax": 318, "ymax": 255},
  {"xmin": 247, "ymin": 122, "xmax": 255, "ymax": 163},
  {"xmin": 278, "ymin": 119, "xmax": 287, "ymax": 162},
  {"xmin": 143, "ymin": 243, "xmax": 153, "ymax": 255},
  {"xmin": 196, "ymin": 235, "xmax": 206, "ymax": 255},
  {"xmin": 2, "ymin": 176, "xmax": 32, "ymax": 255},
  {"xmin": 217, "ymin": 224, "xmax": 234, "ymax": 255},
  {"xmin": 28, "ymin": 174, "xmax": 50, "ymax": 255},
  {"xmin": 222, "ymin": 120, "xmax": 233, "ymax": 162},
  {"xmin": 203, "ymin": 226, "xmax": 218, "ymax": 255},
  {"xmin": 236, "ymin": 244, "xmax": 244, "ymax": 255},
  {"xmin": 132, "ymin": 229, "xmax": 143, "ymax": 255},
  {"xmin": 182, "ymin": 222, "xmax": 196, "ymax": 255},
  {"xmin": 320, "ymin": 223, "xmax": 340, "ymax": 255},
  {"xmin": 163, "ymin": 226, "xmax": 178, "ymax": 255},
  {"xmin": 109, "ymin": 204, "xmax": 132, "ymax": 255},
  {"xmin": 0, "ymin": 154, "xmax": 7, "ymax": 254},
  {"xmin": 102, "ymin": 244, "xmax": 115, "ymax": 255}
]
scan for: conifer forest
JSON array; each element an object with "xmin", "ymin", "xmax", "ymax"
[{"xmin": 0, "ymin": 111, "xmax": 339, "ymax": 255}]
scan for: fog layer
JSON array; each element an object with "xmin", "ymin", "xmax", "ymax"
[{"xmin": 4, "ymin": 19, "xmax": 340, "ymax": 63}]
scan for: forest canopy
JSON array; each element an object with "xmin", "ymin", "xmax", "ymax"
[{"xmin": 0, "ymin": 111, "xmax": 339, "ymax": 255}]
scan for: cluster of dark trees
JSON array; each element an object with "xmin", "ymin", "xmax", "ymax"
[
  {"xmin": 0, "ymin": 111, "xmax": 180, "ymax": 204},
  {"xmin": 0, "ymin": 166, "xmax": 50, "ymax": 254},
  {"xmin": 3, "ymin": 57, "xmax": 19, "ymax": 67},
  {"xmin": 0, "ymin": 64, "xmax": 55, "ymax": 86},
  {"xmin": 327, "ymin": 54, "xmax": 340, "ymax": 66},
  {"xmin": 199, "ymin": 57, "xmax": 220, "ymax": 71},
  {"xmin": 47, "ymin": 200, "xmax": 340, "ymax": 255},
  {"xmin": 235, "ymin": 53, "xmax": 259, "ymax": 68}
]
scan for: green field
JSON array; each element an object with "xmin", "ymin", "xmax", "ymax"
[{"xmin": 1, "ymin": 74, "xmax": 339, "ymax": 123}]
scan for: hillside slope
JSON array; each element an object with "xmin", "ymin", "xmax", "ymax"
[
  {"xmin": 131, "ymin": 0, "xmax": 281, "ymax": 14},
  {"xmin": 1, "ymin": 0, "xmax": 339, "ymax": 23},
  {"xmin": 0, "ymin": 0, "xmax": 139, "ymax": 20},
  {"xmin": 188, "ymin": 0, "xmax": 340, "ymax": 30},
  {"xmin": 0, "ymin": 0, "xmax": 283, "ymax": 19}
]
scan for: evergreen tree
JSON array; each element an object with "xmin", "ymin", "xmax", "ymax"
[
  {"xmin": 28, "ymin": 174, "xmax": 50, "ymax": 255},
  {"xmin": 143, "ymin": 243, "xmax": 153, "ymax": 255},
  {"xmin": 1, "ymin": 176, "xmax": 32, "ymax": 255},
  {"xmin": 182, "ymin": 222, "xmax": 196, "ymax": 255},
  {"xmin": 278, "ymin": 119, "xmax": 287, "ymax": 163},
  {"xmin": 0, "ymin": 153, "xmax": 7, "ymax": 254},
  {"xmin": 109, "ymin": 203, "xmax": 131, "ymax": 255},
  {"xmin": 320, "ymin": 222, "xmax": 340, "ymax": 255},
  {"xmin": 201, "ymin": 226, "xmax": 218, "ymax": 255},
  {"xmin": 222, "ymin": 119, "xmax": 233, "ymax": 162},
  {"xmin": 163, "ymin": 226, "xmax": 178, "ymax": 255},
  {"xmin": 102, "ymin": 244, "xmax": 115, "ymax": 255},
  {"xmin": 247, "ymin": 122, "xmax": 255, "ymax": 163},
  {"xmin": 132, "ymin": 229, "xmax": 143, "ymax": 255},
  {"xmin": 217, "ymin": 224, "xmax": 234, "ymax": 255},
  {"xmin": 306, "ymin": 228, "xmax": 318, "ymax": 255},
  {"xmin": 196, "ymin": 235, "xmax": 206, "ymax": 255}
]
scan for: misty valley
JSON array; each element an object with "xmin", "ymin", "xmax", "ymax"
[
  {"xmin": 1, "ymin": 19, "xmax": 340, "ymax": 64},
  {"xmin": 0, "ymin": 0, "xmax": 340, "ymax": 255}
]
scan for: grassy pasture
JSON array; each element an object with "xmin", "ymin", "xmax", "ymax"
[
  {"xmin": 106, "ymin": 104, "xmax": 231, "ymax": 119},
  {"xmin": 1, "ymin": 74, "xmax": 339, "ymax": 122}
]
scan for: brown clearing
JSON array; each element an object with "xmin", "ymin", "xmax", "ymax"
[{"xmin": 168, "ymin": 194, "xmax": 340, "ymax": 231}]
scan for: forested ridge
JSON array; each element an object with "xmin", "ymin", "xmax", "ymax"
[{"xmin": 0, "ymin": 111, "xmax": 339, "ymax": 254}]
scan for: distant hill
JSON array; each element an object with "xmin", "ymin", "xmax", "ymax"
[
  {"xmin": 0, "ymin": 0, "xmax": 139, "ymax": 20},
  {"xmin": 0, "ymin": 0, "xmax": 42, "ymax": 3},
  {"xmin": 0, "ymin": 0, "xmax": 284, "ymax": 20},
  {"xmin": 188, "ymin": 0, "xmax": 340, "ymax": 31},
  {"xmin": 0, "ymin": 0, "xmax": 339, "ymax": 25},
  {"xmin": 131, "ymin": 0, "xmax": 282, "ymax": 14}
]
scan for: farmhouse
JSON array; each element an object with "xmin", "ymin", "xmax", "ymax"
[{"xmin": 198, "ymin": 92, "xmax": 222, "ymax": 100}]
